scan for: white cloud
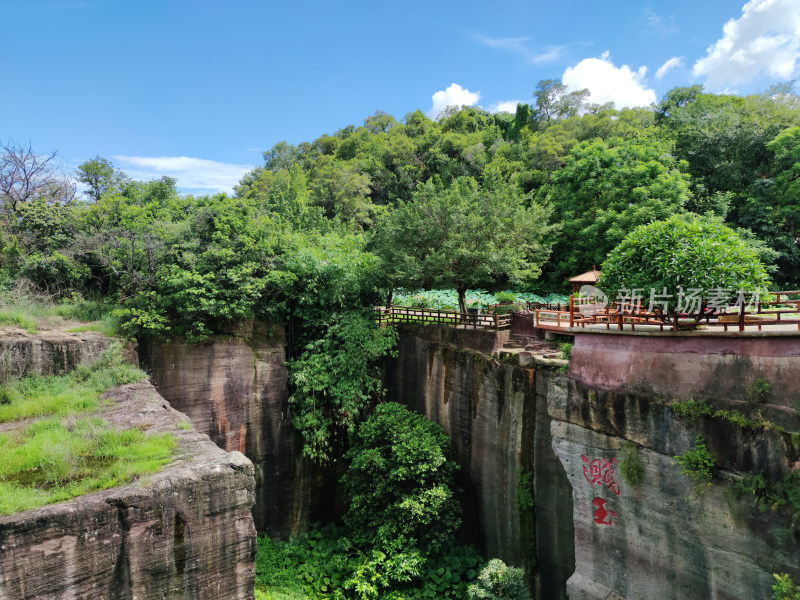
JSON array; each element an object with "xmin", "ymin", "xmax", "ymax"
[
  {"xmin": 655, "ymin": 56, "xmax": 685, "ymax": 79},
  {"xmin": 428, "ymin": 83, "xmax": 481, "ymax": 118},
  {"xmin": 113, "ymin": 155, "xmax": 255, "ymax": 194},
  {"xmin": 562, "ymin": 52, "xmax": 657, "ymax": 108},
  {"xmin": 693, "ymin": 0, "xmax": 800, "ymax": 91},
  {"xmin": 488, "ymin": 100, "xmax": 523, "ymax": 114},
  {"xmin": 639, "ymin": 8, "xmax": 680, "ymax": 38},
  {"xmin": 475, "ymin": 34, "xmax": 565, "ymax": 64}
]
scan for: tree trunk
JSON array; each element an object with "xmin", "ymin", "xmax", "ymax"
[{"xmin": 457, "ymin": 286, "xmax": 467, "ymax": 315}]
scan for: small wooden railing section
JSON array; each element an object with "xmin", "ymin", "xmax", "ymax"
[
  {"xmin": 375, "ymin": 305, "xmax": 513, "ymax": 331},
  {"xmin": 534, "ymin": 290, "xmax": 800, "ymax": 332}
]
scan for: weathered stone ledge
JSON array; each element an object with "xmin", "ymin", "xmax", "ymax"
[{"xmin": 0, "ymin": 381, "xmax": 257, "ymax": 600}]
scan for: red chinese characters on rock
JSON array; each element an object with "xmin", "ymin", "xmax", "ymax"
[
  {"xmin": 581, "ymin": 455, "xmax": 621, "ymax": 495},
  {"xmin": 591, "ymin": 497, "xmax": 617, "ymax": 526},
  {"xmin": 581, "ymin": 454, "xmax": 621, "ymax": 527}
]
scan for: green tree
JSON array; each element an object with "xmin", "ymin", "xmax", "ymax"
[
  {"xmin": 537, "ymin": 135, "xmax": 691, "ymax": 286},
  {"xmin": 599, "ymin": 214, "xmax": 771, "ymax": 317},
  {"xmin": 371, "ymin": 177, "xmax": 556, "ymax": 313},
  {"xmin": 533, "ymin": 79, "xmax": 589, "ymax": 123},
  {"xmin": 467, "ymin": 559, "xmax": 531, "ymax": 600},
  {"xmin": 76, "ymin": 156, "xmax": 128, "ymax": 202},
  {"xmin": 342, "ymin": 402, "xmax": 461, "ymax": 555}
]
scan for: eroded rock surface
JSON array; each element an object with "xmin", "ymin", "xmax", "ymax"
[
  {"xmin": 142, "ymin": 320, "xmax": 335, "ymax": 536},
  {"xmin": 0, "ymin": 329, "xmax": 116, "ymax": 381},
  {"xmin": 548, "ymin": 374, "xmax": 800, "ymax": 600},
  {"xmin": 0, "ymin": 381, "xmax": 257, "ymax": 600},
  {"xmin": 386, "ymin": 323, "xmax": 575, "ymax": 599}
]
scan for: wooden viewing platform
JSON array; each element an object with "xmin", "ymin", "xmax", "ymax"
[{"xmin": 377, "ymin": 290, "xmax": 800, "ymax": 338}]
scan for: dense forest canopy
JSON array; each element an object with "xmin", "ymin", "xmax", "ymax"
[{"xmin": 2, "ymin": 81, "xmax": 800, "ymax": 462}]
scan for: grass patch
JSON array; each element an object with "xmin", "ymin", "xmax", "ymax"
[
  {"xmin": 0, "ymin": 310, "xmax": 37, "ymax": 333},
  {"xmin": 0, "ymin": 344, "xmax": 145, "ymax": 423},
  {"xmin": 0, "ymin": 417, "xmax": 175, "ymax": 514},
  {"xmin": 0, "ymin": 291, "xmax": 120, "ymax": 335},
  {"xmin": 64, "ymin": 313, "xmax": 121, "ymax": 337},
  {"xmin": 0, "ymin": 344, "xmax": 173, "ymax": 515}
]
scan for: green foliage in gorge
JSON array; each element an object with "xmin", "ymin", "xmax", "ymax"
[
  {"xmin": 287, "ymin": 313, "xmax": 396, "ymax": 462},
  {"xmin": 773, "ymin": 573, "xmax": 800, "ymax": 600},
  {"xmin": 342, "ymin": 403, "xmax": 461, "ymax": 555},
  {"xmin": 467, "ymin": 559, "xmax": 531, "ymax": 600},
  {"xmin": 255, "ymin": 403, "xmax": 482, "ymax": 600},
  {"xmin": 599, "ymin": 214, "xmax": 771, "ymax": 316}
]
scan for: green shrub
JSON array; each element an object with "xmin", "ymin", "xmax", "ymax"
[
  {"xmin": 492, "ymin": 304, "xmax": 520, "ymax": 315},
  {"xmin": 620, "ymin": 441, "xmax": 644, "ymax": 485},
  {"xmin": 735, "ymin": 471, "xmax": 800, "ymax": 526},
  {"xmin": 773, "ymin": 573, "xmax": 800, "ymax": 600},
  {"xmin": 342, "ymin": 402, "xmax": 460, "ymax": 555},
  {"xmin": 494, "ymin": 291, "xmax": 517, "ymax": 304},
  {"xmin": 748, "ymin": 378, "xmax": 773, "ymax": 404},
  {"xmin": 674, "ymin": 435, "xmax": 715, "ymax": 493},
  {"xmin": 467, "ymin": 559, "xmax": 531, "ymax": 600},
  {"xmin": 559, "ymin": 342, "xmax": 573, "ymax": 360},
  {"xmin": 671, "ymin": 399, "xmax": 713, "ymax": 420}
]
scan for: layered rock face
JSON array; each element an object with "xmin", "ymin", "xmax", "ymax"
[
  {"xmin": 0, "ymin": 329, "xmax": 116, "ymax": 381},
  {"xmin": 385, "ymin": 324, "xmax": 575, "ymax": 599},
  {"xmin": 0, "ymin": 381, "xmax": 257, "ymax": 600},
  {"xmin": 551, "ymin": 330, "xmax": 800, "ymax": 600},
  {"xmin": 142, "ymin": 321, "xmax": 335, "ymax": 536}
]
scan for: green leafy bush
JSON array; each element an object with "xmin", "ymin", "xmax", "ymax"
[
  {"xmin": 559, "ymin": 342, "xmax": 573, "ymax": 360},
  {"xmin": 671, "ymin": 399, "xmax": 713, "ymax": 420},
  {"xmin": 674, "ymin": 435, "xmax": 715, "ymax": 493},
  {"xmin": 600, "ymin": 214, "xmax": 771, "ymax": 317},
  {"xmin": 494, "ymin": 291, "xmax": 517, "ymax": 304},
  {"xmin": 342, "ymin": 402, "xmax": 461, "ymax": 555},
  {"xmin": 620, "ymin": 441, "xmax": 644, "ymax": 486},
  {"xmin": 467, "ymin": 559, "xmax": 531, "ymax": 600},
  {"xmin": 748, "ymin": 378, "xmax": 773, "ymax": 404},
  {"xmin": 773, "ymin": 573, "xmax": 800, "ymax": 600}
]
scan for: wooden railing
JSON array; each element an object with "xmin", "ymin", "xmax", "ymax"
[
  {"xmin": 375, "ymin": 305, "xmax": 513, "ymax": 331},
  {"xmin": 563, "ymin": 291, "xmax": 800, "ymax": 332}
]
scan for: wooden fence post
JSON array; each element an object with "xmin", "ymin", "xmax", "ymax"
[
  {"xmin": 569, "ymin": 295, "xmax": 574, "ymax": 328},
  {"xmin": 739, "ymin": 301, "xmax": 745, "ymax": 332}
]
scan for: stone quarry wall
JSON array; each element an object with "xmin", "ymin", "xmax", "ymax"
[
  {"xmin": 0, "ymin": 329, "xmax": 117, "ymax": 381},
  {"xmin": 141, "ymin": 320, "xmax": 334, "ymax": 536},
  {"xmin": 0, "ymin": 381, "xmax": 257, "ymax": 600},
  {"xmin": 552, "ymin": 330, "xmax": 800, "ymax": 600},
  {"xmin": 389, "ymin": 324, "xmax": 800, "ymax": 600},
  {"xmin": 385, "ymin": 324, "xmax": 575, "ymax": 599},
  {"xmin": 570, "ymin": 330, "xmax": 800, "ymax": 431}
]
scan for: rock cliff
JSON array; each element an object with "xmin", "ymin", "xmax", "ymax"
[
  {"xmin": 0, "ymin": 329, "xmax": 116, "ymax": 381},
  {"xmin": 550, "ymin": 330, "xmax": 800, "ymax": 600},
  {"xmin": 142, "ymin": 320, "xmax": 335, "ymax": 536},
  {"xmin": 0, "ymin": 381, "xmax": 257, "ymax": 600},
  {"xmin": 385, "ymin": 323, "xmax": 575, "ymax": 599}
]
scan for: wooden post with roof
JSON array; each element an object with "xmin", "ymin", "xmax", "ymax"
[{"xmin": 567, "ymin": 266, "xmax": 601, "ymax": 294}]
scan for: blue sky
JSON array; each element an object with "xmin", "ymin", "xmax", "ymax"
[{"xmin": 2, "ymin": 0, "xmax": 799, "ymax": 194}]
